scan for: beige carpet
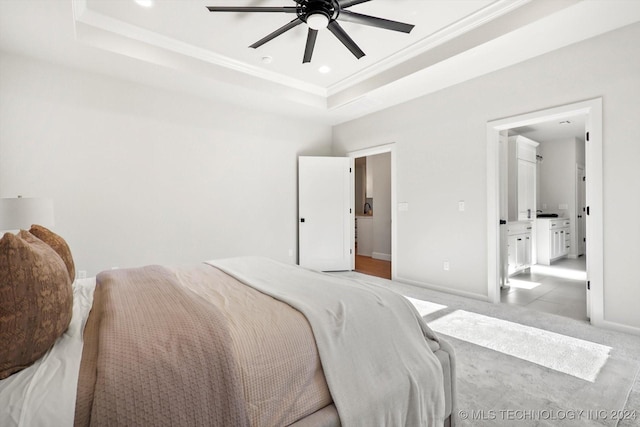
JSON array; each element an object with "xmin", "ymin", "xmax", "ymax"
[{"xmin": 337, "ymin": 272, "xmax": 640, "ymax": 426}]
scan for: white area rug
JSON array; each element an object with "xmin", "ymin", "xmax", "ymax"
[
  {"xmin": 429, "ymin": 310, "xmax": 611, "ymax": 382},
  {"xmin": 403, "ymin": 296, "xmax": 447, "ymax": 317}
]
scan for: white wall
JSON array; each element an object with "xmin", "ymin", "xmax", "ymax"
[
  {"xmin": 0, "ymin": 53, "xmax": 332, "ymax": 276},
  {"xmin": 332, "ymin": 23, "xmax": 640, "ymax": 330},
  {"xmin": 538, "ymin": 137, "xmax": 585, "ymax": 257},
  {"xmin": 539, "ymin": 138, "xmax": 576, "ymax": 218}
]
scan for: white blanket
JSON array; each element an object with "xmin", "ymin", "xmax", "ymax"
[{"xmin": 208, "ymin": 257, "xmax": 445, "ymax": 427}]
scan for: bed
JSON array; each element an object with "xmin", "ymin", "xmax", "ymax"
[{"xmin": 0, "ymin": 227, "xmax": 456, "ymax": 426}]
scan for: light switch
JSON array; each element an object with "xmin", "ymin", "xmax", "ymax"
[
  {"xmin": 458, "ymin": 201, "xmax": 465, "ymax": 212},
  {"xmin": 398, "ymin": 202, "xmax": 409, "ymax": 211}
]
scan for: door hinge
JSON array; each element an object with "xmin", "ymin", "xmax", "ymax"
[
  {"xmin": 499, "ymin": 219, "xmax": 507, "ymax": 225},
  {"xmin": 586, "ymin": 206, "xmax": 590, "ymax": 215},
  {"xmin": 587, "ymin": 280, "xmax": 591, "ymax": 290},
  {"xmin": 349, "ymin": 167, "xmax": 352, "ymax": 173},
  {"xmin": 349, "ymin": 208, "xmax": 352, "ymax": 213},
  {"xmin": 586, "ymin": 132, "xmax": 590, "ymax": 142},
  {"xmin": 582, "ymin": 176, "xmax": 586, "ymax": 182},
  {"xmin": 350, "ymin": 249, "xmax": 353, "ymax": 254}
]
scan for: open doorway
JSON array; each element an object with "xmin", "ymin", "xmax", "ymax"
[
  {"xmin": 348, "ymin": 144, "xmax": 396, "ymax": 280},
  {"xmin": 354, "ymin": 152, "xmax": 391, "ymax": 279},
  {"xmin": 500, "ymin": 119, "xmax": 588, "ymax": 321},
  {"xmin": 487, "ymin": 98, "xmax": 604, "ymax": 327}
]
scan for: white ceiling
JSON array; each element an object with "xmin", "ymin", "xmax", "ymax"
[
  {"xmin": 1, "ymin": 0, "xmax": 639, "ymax": 125},
  {"xmin": 511, "ymin": 115, "xmax": 586, "ymax": 143}
]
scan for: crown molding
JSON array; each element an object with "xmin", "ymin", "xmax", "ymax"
[{"xmin": 326, "ymin": 0, "xmax": 530, "ymax": 96}]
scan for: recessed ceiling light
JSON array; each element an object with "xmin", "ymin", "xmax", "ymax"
[
  {"xmin": 261, "ymin": 56, "xmax": 273, "ymax": 64},
  {"xmin": 318, "ymin": 65, "xmax": 331, "ymax": 74},
  {"xmin": 134, "ymin": 0, "xmax": 154, "ymax": 8}
]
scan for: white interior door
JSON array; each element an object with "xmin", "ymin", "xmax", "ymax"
[
  {"xmin": 299, "ymin": 156, "xmax": 352, "ymax": 271},
  {"xmin": 577, "ymin": 165, "xmax": 586, "ymax": 256}
]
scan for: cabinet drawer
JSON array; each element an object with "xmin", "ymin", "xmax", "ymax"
[
  {"xmin": 550, "ymin": 219, "xmax": 570, "ymax": 228},
  {"xmin": 507, "ymin": 221, "xmax": 533, "ymax": 235}
]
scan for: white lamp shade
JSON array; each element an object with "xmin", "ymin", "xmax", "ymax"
[{"xmin": 0, "ymin": 197, "xmax": 54, "ymax": 231}]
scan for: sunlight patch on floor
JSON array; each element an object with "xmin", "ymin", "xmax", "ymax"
[
  {"xmin": 531, "ymin": 264, "xmax": 587, "ymax": 281},
  {"xmin": 428, "ymin": 310, "xmax": 610, "ymax": 382},
  {"xmin": 403, "ymin": 296, "xmax": 447, "ymax": 317},
  {"xmin": 507, "ymin": 279, "xmax": 541, "ymax": 290}
]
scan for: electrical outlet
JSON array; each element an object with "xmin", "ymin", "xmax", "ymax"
[
  {"xmin": 443, "ymin": 261, "xmax": 450, "ymax": 271},
  {"xmin": 458, "ymin": 201, "xmax": 465, "ymax": 212}
]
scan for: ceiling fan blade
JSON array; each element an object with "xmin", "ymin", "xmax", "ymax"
[
  {"xmin": 250, "ymin": 17, "xmax": 303, "ymax": 49},
  {"xmin": 338, "ymin": 0, "xmax": 372, "ymax": 8},
  {"xmin": 303, "ymin": 28, "xmax": 318, "ymax": 63},
  {"xmin": 327, "ymin": 21, "xmax": 365, "ymax": 59},
  {"xmin": 206, "ymin": 6, "xmax": 297, "ymax": 13},
  {"xmin": 338, "ymin": 10, "xmax": 414, "ymax": 33}
]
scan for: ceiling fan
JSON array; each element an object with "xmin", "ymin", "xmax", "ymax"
[{"xmin": 206, "ymin": 0, "xmax": 415, "ymax": 63}]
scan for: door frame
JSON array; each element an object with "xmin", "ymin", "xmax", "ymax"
[
  {"xmin": 347, "ymin": 143, "xmax": 397, "ymax": 278},
  {"xmin": 486, "ymin": 98, "xmax": 603, "ymax": 326}
]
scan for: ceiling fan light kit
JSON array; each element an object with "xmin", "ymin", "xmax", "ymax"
[
  {"xmin": 306, "ymin": 12, "xmax": 330, "ymax": 30},
  {"xmin": 206, "ymin": 0, "xmax": 415, "ymax": 64}
]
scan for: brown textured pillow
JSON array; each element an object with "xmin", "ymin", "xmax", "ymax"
[
  {"xmin": 29, "ymin": 224, "xmax": 75, "ymax": 281},
  {"xmin": 0, "ymin": 230, "xmax": 73, "ymax": 379}
]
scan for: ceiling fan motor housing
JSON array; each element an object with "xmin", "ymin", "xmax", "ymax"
[{"xmin": 298, "ymin": 0, "xmax": 340, "ymax": 25}]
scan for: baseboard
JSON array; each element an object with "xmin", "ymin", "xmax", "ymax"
[
  {"xmin": 395, "ymin": 276, "xmax": 491, "ymax": 302},
  {"xmin": 592, "ymin": 319, "xmax": 640, "ymax": 336},
  {"xmin": 372, "ymin": 252, "xmax": 391, "ymax": 262}
]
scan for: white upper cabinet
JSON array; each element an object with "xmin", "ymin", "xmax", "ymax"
[{"xmin": 508, "ymin": 136, "xmax": 539, "ymax": 221}]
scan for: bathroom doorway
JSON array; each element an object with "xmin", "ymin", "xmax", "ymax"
[
  {"xmin": 499, "ymin": 118, "xmax": 588, "ymax": 321},
  {"xmin": 487, "ymin": 98, "xmax": 604, "ymax": 326}
]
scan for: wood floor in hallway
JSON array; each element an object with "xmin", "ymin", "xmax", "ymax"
[{"xmin": 354, "ymin": 254, "xmax": 391, "ymax": 280}]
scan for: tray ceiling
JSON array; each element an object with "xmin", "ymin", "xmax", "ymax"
[{"xmin": 1, "ymin": 0, "xmax": 639, "ymax": 124}]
